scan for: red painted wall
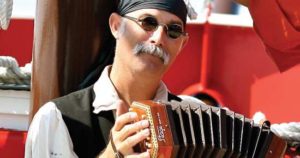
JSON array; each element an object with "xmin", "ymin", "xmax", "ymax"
[
  {"xmin": 0, "ymin": 18, "xmax": 34, "ymax": 66},
  {"xmin": 163, "ymin": 23, "xmax": 204, "ymax": 95}
]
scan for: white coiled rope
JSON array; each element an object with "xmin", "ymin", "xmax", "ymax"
[
  {"xmin": 253, "ymin": 112, "xmax": 300, "ymax": 148},
  {"xmin": 0, "ymin": 56, "xmax": 31, "ymax": 85},
  {"xmin": 271, "ymin": 122, "xmax": 300, "ymax": 147}
]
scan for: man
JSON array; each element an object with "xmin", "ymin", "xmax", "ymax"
[{"xmin": 25, "ymin": 0, "xmax": 191, "ymax": 158}]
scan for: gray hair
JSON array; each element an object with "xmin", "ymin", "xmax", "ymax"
[{"xmin": 133, "ymin": 43, "xmax": 170, "ymax": 65}]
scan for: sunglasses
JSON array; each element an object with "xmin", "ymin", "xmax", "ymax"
[{"xmin": 123, "ymin": 15, "xmax": 187, "ymax": 39}]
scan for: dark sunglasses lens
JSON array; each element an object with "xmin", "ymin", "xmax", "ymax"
[
  {"xmin": 141, "ymin": 17, "xmax": 158, "ymax": 31},
  {"xmin": 167, "ymin": 24, "xmax": 183, "ymax": 39}
]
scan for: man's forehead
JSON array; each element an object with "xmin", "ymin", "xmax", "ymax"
[{"xmin": 117, "ymin": 0, "xmax": 187, "ymax": 24}]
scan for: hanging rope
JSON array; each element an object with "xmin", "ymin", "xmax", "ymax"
[
  {"xmin": 183, "ymin": 0, "xmax": 198, "ymax": 20},
  {"xmin": 0, "ymin": 56, "xmax": 31, "ymax": 90},
  {"xmin": 0, "ymin": 0, "xmax": 13, "ymax": 30}
]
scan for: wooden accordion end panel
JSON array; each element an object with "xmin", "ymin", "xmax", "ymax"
[{"xmin": 130, "ymin": 100, "xmax": 287, "ymax": 158}]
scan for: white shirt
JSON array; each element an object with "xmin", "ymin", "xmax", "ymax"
[{"xmin": 25, "ymin": 66, "xmax": 169, "ymax": 158}]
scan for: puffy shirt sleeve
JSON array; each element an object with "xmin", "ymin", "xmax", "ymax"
[
  {"xmin": 25, "ymin": 102, "xmax": 78, "ymax": 158},
  {"xmin": 249, "ymin": 0, "xmax": 300, "ymax": 72}
]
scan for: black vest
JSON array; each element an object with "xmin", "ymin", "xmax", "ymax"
[{"xmin": 53, "ymin": 85, "xmax": 181, "ymax": 158}]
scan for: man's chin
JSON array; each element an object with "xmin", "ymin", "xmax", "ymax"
[{"xmin": 132, "ymin": 54, "xmax": 168, "ymax": 75}]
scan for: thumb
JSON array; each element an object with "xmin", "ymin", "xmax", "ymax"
[{"xmin": 116, "ymin": 100, "xmax": 129, "ymax": 117}]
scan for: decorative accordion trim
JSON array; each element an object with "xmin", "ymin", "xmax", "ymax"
[{"xmin": 131, "ymin": 101, "xmax": 158, "ymax": 158}]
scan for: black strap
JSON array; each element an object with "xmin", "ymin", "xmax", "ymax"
[
  {"xmin": 168, "ymin": 92, "xmax": 182, "ymax": 102},
  {"xmin": 110, "ymin": 132, "xmax": 124, "ymax": 158}
]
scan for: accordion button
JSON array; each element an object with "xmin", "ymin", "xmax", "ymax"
[
  {"xmin": 269, "ymin": 150, "xmax": 273, "ymax": 154},
  {"xmin": 146, "ymin": 137, "xmax": 151, "ymax": 141},
  {"xmin": 146, "ymin": 142, "xmax": 152, "ymax": 149},
  {"xmin": 142, "ymin": 115, "xmax": 147, "ymax": 119}
]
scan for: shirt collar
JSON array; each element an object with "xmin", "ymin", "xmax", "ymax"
[{"xmin": 92, "ymin": 66, "xmax": 169, "ymax": 114}]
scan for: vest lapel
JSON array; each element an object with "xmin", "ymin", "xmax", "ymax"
[{"xmin": 97, "ymin": 110, "xmax": 115, "ymax": 144}]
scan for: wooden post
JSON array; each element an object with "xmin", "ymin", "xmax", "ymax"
[{"xmin": 30, "ymin": 0, "xmax": 117, "ymax": 121}]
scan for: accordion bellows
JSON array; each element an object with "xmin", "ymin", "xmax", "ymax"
[{"xmin": 130, "ymin": 100, "xmax": 287, "ymax": 158}]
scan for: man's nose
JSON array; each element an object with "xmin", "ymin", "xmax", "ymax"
[{"xmin": 149, "ymin": 26, "xmax": 165, "ymax": 46}]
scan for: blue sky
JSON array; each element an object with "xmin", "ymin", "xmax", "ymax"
[{"xmin": 12, "ymin": 0, "xmax": 36, "ymax": 18}]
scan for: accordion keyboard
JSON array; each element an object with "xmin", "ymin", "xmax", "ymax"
[{"xmin": 130, "ymin": 100, "xmax": 287, "ymax": 158}]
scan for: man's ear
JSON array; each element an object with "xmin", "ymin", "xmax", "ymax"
[
  {"xmin": 109, "ymin": 13, "xmax": 122, "ymax": 39},
  {"xmin": 180, "ymin": 35, "xmax": 189, "ymax": 52}
]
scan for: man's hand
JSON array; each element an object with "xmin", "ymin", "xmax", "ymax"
[{"xmin": 100, "ymin": 100, "xmax": 150, "ymax": 158}]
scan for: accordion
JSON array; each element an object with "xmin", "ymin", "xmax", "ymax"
[{"xmin": 130, "ymin": 100, "xmax": 287, "ymax": 158}]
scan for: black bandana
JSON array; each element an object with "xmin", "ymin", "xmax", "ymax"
[{"xmin": 117, "ymin": 0, "xmax": 187, "ymax": 24}]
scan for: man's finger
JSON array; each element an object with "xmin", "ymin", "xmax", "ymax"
[
  {"xmin": 114, "ymin": 112, "xmax": 137, "ymax": 131},
  {"xmin": 119, "ymin": 128, "xmax": 150, "ymax": 151},
  {"xmin": 118, "ymin": 119, "xmax": 149, "ymax": 141}
]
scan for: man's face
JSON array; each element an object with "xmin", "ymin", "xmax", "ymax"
[{"xmin": 113, "ymin": 9, "xmax": 188, "ymax": 78}]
